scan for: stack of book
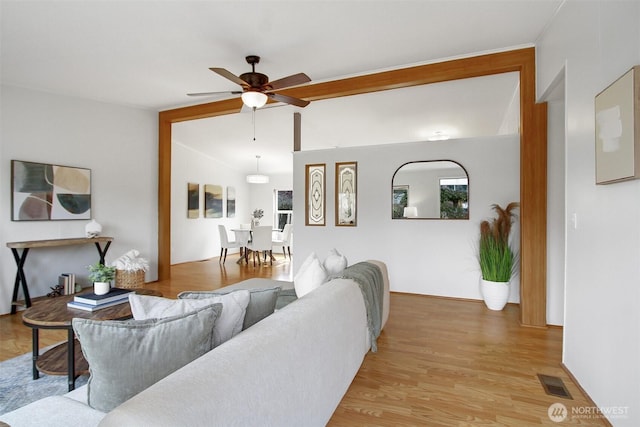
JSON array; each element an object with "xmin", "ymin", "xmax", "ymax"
[
  {"xmin": 67, "ymin": 288, "xmax": 133, "ymax": 312},
  {"xmin": 59, "ymin": 273, "xmax": 77, "ymax": 295}
]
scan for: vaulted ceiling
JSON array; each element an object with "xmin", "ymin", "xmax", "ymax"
[{"xmin": 1, "ymin": 1, "xmax": 562, "ymax": 174}]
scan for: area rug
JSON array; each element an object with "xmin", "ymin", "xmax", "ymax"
[{"xmin": 0, "ymin": 347, "xmax": 88, "ymax": 415}]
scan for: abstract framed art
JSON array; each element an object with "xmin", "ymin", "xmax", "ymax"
[
  {"xmin": 227, "ymin": 186, "xmax": 236, "ymax": 218},
  {"xmin": 335, "ymin": 161, "xmax": 357, "ymax": 226},
  {"xmin": 305, "ymin": 163, "xmax": 326, "ymax": 226},
  {"xmin": 11, "ymin": 160, "xmax": 91, "ymax": 221},
  {"xmin": 204, "ymin": 184, "xmax": 223, "ymax": 218},
  {"xmin": 187, "ymin": 183, "xmax": 199, "ymax": 218},
  {"xmin": 595, "ymin": 65, "xmax": 640, "ymax": 184}
]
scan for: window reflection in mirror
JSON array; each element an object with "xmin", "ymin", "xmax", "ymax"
[{"xmin": 392, "ymin": 161, "xmax": 469, "ymax": 219}]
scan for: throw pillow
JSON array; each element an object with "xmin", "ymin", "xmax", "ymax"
[
  {"xmin": 294, "ymin": 252, "xmax": 327, "ymax": 297},
  {"xmin": 72, "ymin": 303, "xmax": 222, "ymax": 412},
  {"xmin": 129, "ymin": 291, "xmax": 250, "ymax": 347},
  {"xmin": 323, "ymin": 248, "xmax": 348, "ymax": 276},
  {"xmin": 178, "ymin": 287, "xmax": 280, "ymax": 330}
]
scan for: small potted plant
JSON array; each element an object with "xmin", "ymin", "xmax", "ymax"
[
  {"xmin": 87, "ymin": 262, "xmax": 116, "ymax": 295},
  {"xmin": 252, "ymin": 208, "xmax": 264, "ymax": 227},
  {"xmin": 478, "ymin": 202, "xmax": 519, "ymax": 310}
]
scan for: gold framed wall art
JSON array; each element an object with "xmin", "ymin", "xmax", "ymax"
[
  {"xmin": 305, "ymin": 163, "xmax": 326, "ymax": 226},
  {"xmin": 335, "ymin": 162, "xmax": 357, "ymax": 226}
]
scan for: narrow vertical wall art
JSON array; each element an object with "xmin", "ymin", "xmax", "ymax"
[
  {"xmin": 204, "ymin": 184, "xmax": 223, "ymax": 218},
  {"xmin": 187, "ymin": 183, "xmax": 199, "ymax": 218},
  {"xmin": 305, "ymin": 163, "xmax": 326, "ymax": 226},
  {"xmin": 335, "ymin": 162, "xmax": 357, "ymax": 226},
  {"xmin": 227, "ymin": 186, "xmax": 236, "ymax": 218}
]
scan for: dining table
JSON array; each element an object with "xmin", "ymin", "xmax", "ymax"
[{"xmin": 230, "ymin": 229, "xmax": 251, "ymax": 264}]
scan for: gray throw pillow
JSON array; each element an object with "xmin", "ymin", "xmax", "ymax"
[
  {"xmin": 72, "ymin": 303, "xmax": 222, "ymax": 412},
  {"xmin": 276, "ymin": 288, "xmax": 298, "ymax": 310},
  {"xmin": 178, "ymin": 287, "xmax": 280, "ymax": 329},
  {"xmin": 130, "ymin": 291, "xmax": 250, "ymax": 347}
]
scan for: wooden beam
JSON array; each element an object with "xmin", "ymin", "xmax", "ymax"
[
  {"xmin": 293, "ymin": 112, "xmax": 301, "ymax": 152},
  {"xmin": 157, "ymin": 47, "xmax": 548, "ymax": 327}
]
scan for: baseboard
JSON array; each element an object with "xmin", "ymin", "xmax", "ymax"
[{"xmin": 560, "ymin": 363, "xmax": 614, "ymax": 427}]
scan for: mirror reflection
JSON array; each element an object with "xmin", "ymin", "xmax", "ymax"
[{"xmin": 392, "ymin": 160, "xmax": 469, "ymax": 219}]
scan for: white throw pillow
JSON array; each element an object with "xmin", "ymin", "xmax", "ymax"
[
  {"xmin": 129, "ymin": 291, "xmax": 250, "ymax": 347},
  {"xmin": 294, "ymin": 252, "xmax": 327, "ymax": 297},
  {"xmin": 323, "ymin": 248, "xmax": 348, "ymax": 276}
]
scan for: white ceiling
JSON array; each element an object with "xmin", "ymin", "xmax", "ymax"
[{"xmin": 1, "ymin": 0, "xmax": 562, "ymax": 175}]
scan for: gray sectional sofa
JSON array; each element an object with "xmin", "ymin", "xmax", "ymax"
[{"xmin": 0, "ymin": 260, "xmax": 390, "ymax": 427}]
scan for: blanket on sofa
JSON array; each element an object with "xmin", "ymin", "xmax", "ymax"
[{"xmin": 337, "ymin": 261, "xmax": 384, "ymax": 352}]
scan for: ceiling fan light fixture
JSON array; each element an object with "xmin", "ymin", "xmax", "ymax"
[{"xmin": 241, "ymin": 91, "xmax": 268, "ymax": 109}]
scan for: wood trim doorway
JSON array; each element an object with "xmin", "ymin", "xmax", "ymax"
[{"xmin": 158, "ymin": 47, "xmax": 547, "ymax": 327}]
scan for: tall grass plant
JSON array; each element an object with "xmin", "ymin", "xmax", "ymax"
[{"xmin": 478, "ymin": 202, "xmax": 519, "ymax": 282}]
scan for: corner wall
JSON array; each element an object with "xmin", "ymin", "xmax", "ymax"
[
  {"xmin": 0, "ymin": 85, "xmax": 158, "ymax": 315},
  {"xmin": 537, "ymin": 1, "xmax": 640, "ymax": 424},
  {"xmin": 293, "ymin": 135, "xmax": 522, "ymax": 303}
]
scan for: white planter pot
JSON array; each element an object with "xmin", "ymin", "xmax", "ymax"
[
  {"xmin": 480, "ymin": 278, "xmax": 510, "ymax": 311},
  {"xmin": 94, "ymin": 282, "xmax": 111, "ymax": 295}
]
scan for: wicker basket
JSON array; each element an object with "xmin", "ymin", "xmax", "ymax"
[{"xmin": 115, "ymin": 269, "xmax": 145, "ymax": 289}]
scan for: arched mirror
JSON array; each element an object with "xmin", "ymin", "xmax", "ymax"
[{"xmin": 392, "ymin": 160, "xmax": 469, "ymax": 219}]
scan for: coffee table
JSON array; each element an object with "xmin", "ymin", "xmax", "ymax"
[{"xmin": 22, "ymin": 288, "xmax": 162, "ymax": 391}]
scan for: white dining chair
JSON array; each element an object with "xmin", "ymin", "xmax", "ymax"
[
  {"xmin": 218, "ymin": 225, "xmax": 242, "ymax": 264},
  {"xmin": 245, "ymin": 226, "xmax": 273, "ymax": 266},
  {"xmin": 272, "ymin": 224, "xmax": 293, "ymax": 259}
]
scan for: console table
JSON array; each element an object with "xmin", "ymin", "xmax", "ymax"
[{"xmin": 6, "ymin": 237, "xmax": 114, "ymax": 314}]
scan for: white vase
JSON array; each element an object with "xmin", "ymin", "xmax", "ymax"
[
  {"xmin": 480, "ymin": 278, "xmax": 510, "ymax": 311},
  {"xmin": 94, "ymin": 282, "xmax": 111, "ymax": 295},
  {"xmin": 85, "ymin": 219, "xmax": 102, "ymax": 238}
]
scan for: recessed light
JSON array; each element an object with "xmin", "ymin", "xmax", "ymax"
[{"xmin": 427, "ymin": 131, "xmax": 450, "ymax": 141}]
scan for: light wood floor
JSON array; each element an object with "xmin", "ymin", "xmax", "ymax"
[{"xmin": 0, "ymin": 255, "xmax": 607, "ymax": 426}]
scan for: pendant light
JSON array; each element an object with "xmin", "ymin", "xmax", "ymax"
[{"xmin": 246, "ymin": 155, "xmax": 269, "ymax": 184}]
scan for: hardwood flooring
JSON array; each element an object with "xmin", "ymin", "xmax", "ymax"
[{"xmin": 0, "ymin": 256, "xmax": 607, "ymax": 426}]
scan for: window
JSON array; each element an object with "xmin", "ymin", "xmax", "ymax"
[
  {"xmin": 275, "ymin": 190, "xmax": 293, "ymax": 230},
  {"xmin": 439, "ymin": 178, "xmax": 468, "ymax": 219}
]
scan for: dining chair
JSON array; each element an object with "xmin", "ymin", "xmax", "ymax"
[
  {"xmin": 245, "ymin": 225, "xmax": 273, "ymax": 266},
  {"xmin": 272, "ymin": 224, "xmax": 293, "ymax": 259},
  {"xmin": 218, "ymin": 225, "xmax": 242, "ymax": 264}
]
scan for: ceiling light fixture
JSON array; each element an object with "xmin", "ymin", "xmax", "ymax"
[
  {"xmin": 246, "ymin": 155, "xmax": 269, "ymax": 184},
  {"xmin": 241, "ymin": 91, "xmax": 268, "ymax": 109},
  {"xmin": 428, "ymin": 131, "xmax": 450, "ymax": 141}
]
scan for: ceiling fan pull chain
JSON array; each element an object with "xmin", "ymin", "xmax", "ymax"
[{"xmin": 252, "ymin": 107, "xmax": 257, "ymax": 142}]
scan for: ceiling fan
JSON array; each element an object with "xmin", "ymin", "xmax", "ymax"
[{"xmin": 187, "ymin": 55, "xmax": 311, "ymax": 109}]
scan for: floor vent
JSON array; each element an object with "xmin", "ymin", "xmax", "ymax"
[{"xmin": 538, "ymin": 374, "xmax": 573, "ymax": 399}]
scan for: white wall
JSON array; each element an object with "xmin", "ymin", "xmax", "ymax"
[
  {"xmin": 0, "ymin": 85, "xmax": 157, "ymax": 315},
  {"xmin": 170, "ymin": 141, "xmax": 250, "ymax": 264},
  {"xmin": 170, "ymin": 139, "xmax": 293, "ymax": 264},
  {"xmin": 546, "ymin": 98, "xmax": 566, "ymax": 327},
  {"xmin": 537, "ymin": 1, "xmax": 640, "ymax": 424},
  {"xmin": 293, "ymin": 135, "xmax": 521, "ymax": 303}
]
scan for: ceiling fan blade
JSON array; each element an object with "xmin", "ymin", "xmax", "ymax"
[
  {"xmin": 187, "ymin": 90, "xmax": 243, "ymax": 97},
  {"xmin": 209, "ymin": 67, "xmax": 250, "ymax": 87},
  {"xmin": 268, "ymin": 92, "xmax": 310, "ymax": 108},
  {"xmin": 266, "ymin": 73, "xmax": 311, "ymax": 91}
]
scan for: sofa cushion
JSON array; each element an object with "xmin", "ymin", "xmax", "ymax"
[
  {"xmin": 72, "ymin": 303, "xmax": 222, "ymax": 412},
  {"xmin": 130, "ymin": 291, "xmax": 250, "ymax": 347},
  {"xmin": 323, "ymin": 248, "xmax": 348, "ymax": 276},
  {"xmin": 178, "ymin": 287, "xmax": 280, "ymax": 329},
  {"xmin": 294, "ymin": 252, "xmax": 327, "ymax": 297},
  {"xmin": 276, "ymin": 288, "xmax": 298, "ymax": 310}
]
